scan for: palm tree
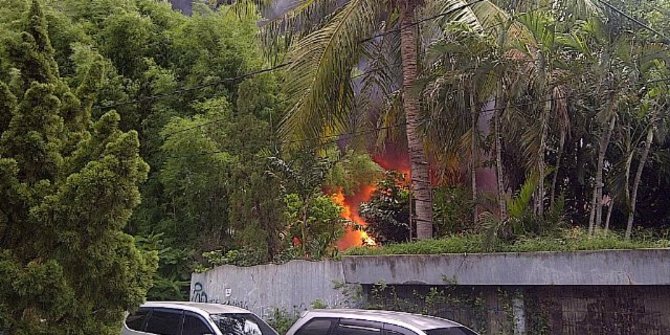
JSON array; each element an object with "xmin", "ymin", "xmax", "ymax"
[
  {"xmin": 421, "ymin": 23, "xmax": 504, "ymax": 223},
  {"xmin": 259, "ymin": 0, "xmax": 503, "ymax": 239},
  {"xmin": 570, "ymin": 19, "xmax": 638, "ymax": 235},
  {"xmin": 513, "ymin": 10, "xmax": 573, "ymax": 219},
  {"xmin": 624, "ymin": 59, "xmax": 669, "ymax": 239}
]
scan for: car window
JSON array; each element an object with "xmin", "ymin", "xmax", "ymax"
[
  {"xmin": 384, "ymin": 328, "xmax": 417, "ymax": 335},
  {"xmin": 126, "ymin": 308, "xmax": 150, "ymax": 331},
  {"xmin": 295, "ymin": 318, "xmax": 336, "ymax": 335},
  {"xmin": 182, "ymin": 312, "xmax": 214, "ymax": 335},
  {"xmin": 145, "ymin": 309, "xmax": 183, "ymax": 335},
  {"xmin": 334, "ymin": 320, "xmax": 382, "ymax": 335},
  {"xmin": 424, "ymin": 327, "xmax": 478, "ymax": 335},
  {"xmin": 211, "ymin": 313, "xmax": 277, "ymax": 335}
]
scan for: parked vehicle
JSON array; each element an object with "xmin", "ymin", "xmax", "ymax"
[
  {"xmin": 122, "ymin": 301, "xmax": 278, "ymax": 335},
  {"xmin": 285, "ymin": 309, "xmax": 478, "ymax": 335}
]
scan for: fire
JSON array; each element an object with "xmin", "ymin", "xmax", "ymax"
[
  {"xmin": 331, "ymin": 187, "xmax": 377, "ymax": 250},
  {"xmin": 373, "ymin": 148, "xmax": 411, "ymax": 181}
]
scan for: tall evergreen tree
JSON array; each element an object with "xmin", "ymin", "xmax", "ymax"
[{"xmin": 0, "ymin": 1, "xmax": 156, "ymax": 334}]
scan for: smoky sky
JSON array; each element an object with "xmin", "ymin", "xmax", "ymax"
[{"xmin": 168, "ymin": 0, "xmax": 305, "ymax": 18}]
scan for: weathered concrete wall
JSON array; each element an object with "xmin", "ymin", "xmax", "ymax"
[
  {"xmin": 191, "ymin": 249, "xmax": 670, "ymax": 333},
  {"xmin": 342, "ymin": 249, "xmax": 670, "ymax": 286},
  {"xmin": 534, "ymin": 286, "xmax": 670, "ymax": 335},
  {"xmin": 190, "ymin": 260, "xmax": 351, "ymax": 318}
]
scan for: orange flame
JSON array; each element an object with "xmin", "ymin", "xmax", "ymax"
[
  {"xmin": 331, "ymin": 186, "xmax": 377, "ymax": 250},
  {"xmin": 373, "ymin": 150, "xmax": 411, "ymax": 181}
]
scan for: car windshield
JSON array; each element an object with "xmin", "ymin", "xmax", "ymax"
[
  {"xmin": 424, "ymin": 327, "xmax": 478, "ymax": 335},
  {"xmin": 210, "ymin": 313, "xmax": 278, "ymax": 335}
]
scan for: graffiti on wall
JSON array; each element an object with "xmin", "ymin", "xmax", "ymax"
[
  {"xmin": 192, "ymin": 282, "xmax": 215, "ymax": 303},
  {"xmin": 192, "ymin": 282, "xmax": 242, "ymax": 307}
]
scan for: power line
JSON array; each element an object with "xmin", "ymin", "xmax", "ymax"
[
  {"xmin": 155, "ymin": 74, "xmax": 670, "ymax": 154},
  {"xmin": 93, "ymin": 62, "xmax": 292, "ymax": 111},
  {"xmin": 93, "ymin": 0, "xmax": 508, "ymax": 112},
  {"xmin": 159, "ymin": 122, "xmax": 405, "ymax": 160},
  {"xmin": 153, "ymin": 100, "xmax": 557, "ymax": 160},
  {"xmin": 359, "ymin": 0, "xmax": 487, "ymax": 43},
  {"xmin": 95, "ymin": 0, "xmax": 669, "ymax": 142},
  {"xmin": 597, "ymin": 0, "xmax": 670, "ymax": 43},
  {"xmin": 153, "ymin": 62, "xmax": 403, "ymax": 142}
]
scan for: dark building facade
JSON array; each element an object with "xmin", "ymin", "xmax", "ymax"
[{"xmin": 169, "ymin": 0, "xmax": 192, "ymax": 15}]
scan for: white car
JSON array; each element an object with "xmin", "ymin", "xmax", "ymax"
[
  {"xmin": 285, "ymin": 309, "xmax": 478, "ymax": 335},
  {"xmin": 122, "ymin": 301, "xmax": 278, "ymax": 335}
]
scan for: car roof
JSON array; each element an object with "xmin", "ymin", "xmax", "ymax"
[
  {"xmin": 303, "ymin": 309, "xmax": 463, "ymax": 330},
  {"xmin": 141, "ymin": 301, "xmax": 252, "ymax": 315}
]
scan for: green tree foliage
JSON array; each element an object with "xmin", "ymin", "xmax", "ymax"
[
  {"xmin": 416, "ymin": 0, "xmax": 670, "ymax": 241},
  {"xmin": 0, "ymin": 0, "xmax": 290, "ymax": 300},
  {"xmin": 359, "ymin": 172, "xmax": 411, "ymax": 244},
  {"xmin": 284, "ymin": 193, "xmax": 346, "ymax": 259},
  {"xmin": 0, "ymin": 1, "xmax": 156, "ymax": 333}
]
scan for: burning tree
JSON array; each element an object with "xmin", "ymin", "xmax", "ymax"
[{"xmin": 359, "ymin": 171, "xmax": 412, "ymax": 244}]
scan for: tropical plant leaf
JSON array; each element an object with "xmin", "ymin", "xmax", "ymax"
[{"xmin": 279, "ymin": 0, "xmax": 382, "ymax": 145}]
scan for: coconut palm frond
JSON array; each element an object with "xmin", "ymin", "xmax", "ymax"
[
  {"xmin": 279, "ymin": 0, "xmax": 382, "ymax": 145},
  {"xmin": 520, "ymin": 116, "xmax": 543, "ymax": 172},
  {"xmin": 358, "ymin": 28, "xmax": 403, "ymax": 112},
  {"xmin": 375, "ymin": 90, "xmax": 405, "ymax": 151},
  {"xmin": 258, "ymin": 0, "xmax": 341, "ymax": 60},
  {"xmin": 355, "ymin": 35, "xmax": 403, "ymax": 150},
  {"xmin": 421, "ymin": 0, "xmax": 509, "ymax": 51},
  {"xmin": 557, "ymin": 0, "xmax": 602, "ymax": 20},
  {"xmin": 470, "ymin": 0, "xmax": 512, "ymax": 29},
  {"xmin": 553, "ymin": 85, "xmax": 571, "ymax": 136}
]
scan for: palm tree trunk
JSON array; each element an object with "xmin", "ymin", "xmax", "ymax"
[
  {"xmin": 536, "ymin": 96, "xmax": 551, "ymax": 217},
  {"xmin": 588, "ymin": 103, "xmax": 616, "ymax": 236},
  {"xmin": 301, "ymin": 204, "xmax": 308, "ymax": 257},
  {"xmin": 625, "ymin": 128, "xmax": 654, "ymax": 240},
  {"xmin": 604, "ymin": 197, "xmax": 614, "ymax": 232},
  {"xmin": 494, "ymin": 87, "xmax": 507, "ymax": 221},
  {"xmin": 400, "ymin": 2, "xmax": 432, "ymax": 239},
  {"xmin": 550, "ymin": 130, "xmax": 566, "ymax": 208},
  {"xmin": 470, "ymin": 90, "xmax": 478, "ymax": 225}
]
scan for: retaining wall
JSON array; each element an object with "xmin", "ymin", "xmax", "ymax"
[{"xmin": 191, "ymin": 249, "xmax": 670, "ymax": 333}]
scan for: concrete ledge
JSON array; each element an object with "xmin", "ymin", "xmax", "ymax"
[{"xmin": 341, "ymin": 249, "xmax": 670, "ymax": 286}]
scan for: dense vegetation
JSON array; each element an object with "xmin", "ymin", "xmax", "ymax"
[
  {"xmin": 0, "ymin": 1, "xmax": 157, "ymax": 333},
  {"xmin": 2, "ymin": 0, "xmax": 670, "ymax": 332},
  {"xmin": 268, "ymin": 0, "xmax": 670, "ymax": 252}
]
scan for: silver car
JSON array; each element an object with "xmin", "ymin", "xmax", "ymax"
[
  {"xmin": 121, "ymin": 301, "xmax": 278, "ymax": 335},
  {"xmin": 285, "ymin": 309, "xmax": 478, "ymax": 335}
]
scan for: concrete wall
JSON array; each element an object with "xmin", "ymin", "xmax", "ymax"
[
  {"xmin": 342, "ymin": 249, "xmax": 670, "ymax": 286},
  {"xmin": 191, "ymin": 249, "xmax": 670, "ymax": 333},
  {"xmin": 534, "ymin": 286, "xmax": 670, "ymax": 334},
  {"xmin": 190, "ymin": 260, "xmax": 351, "ymax": 318}
]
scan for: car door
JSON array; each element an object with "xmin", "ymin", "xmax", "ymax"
[
  {"xmin": 293, "ymin": 318, "xmax": 338, "ymax": 335},
  {"xmin": 181, "ymin": 311, "xmax": 217, "ymax": 335}
]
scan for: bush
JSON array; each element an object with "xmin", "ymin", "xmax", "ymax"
[{"xmin": 267, "ymin": 308, "xmax": 300, "ymax": 335}]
